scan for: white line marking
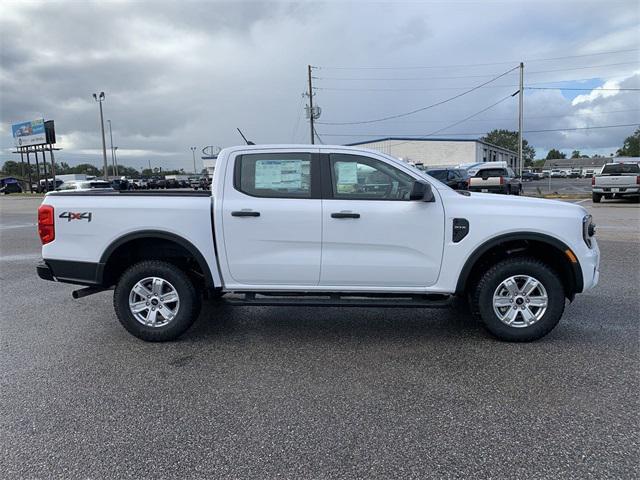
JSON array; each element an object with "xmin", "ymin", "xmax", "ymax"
[
  {"xmin": 0, "ymin": 253, "xmax": 41, "ymax": 262},
  {"xmin": 0, "ymin": 223, "xmax": 36, "ymax": 230},
  {"xmin": 575, "ymin": 199, "xmax": 588, "ymax": 204}
]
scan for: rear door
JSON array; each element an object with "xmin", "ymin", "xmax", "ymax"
[
  {"xmin": 319, "ymin": 152, "xmax": 445, "ymax": 288},
  {"xmin": 221, "ymin": 151, "xmax": 322, "ymax": 286}
]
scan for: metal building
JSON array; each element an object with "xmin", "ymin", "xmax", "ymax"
[{"xmin": 346, "ymin": 137, "xmax": 518, "ymax": 168}]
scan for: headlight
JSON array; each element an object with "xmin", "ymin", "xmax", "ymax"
[{"xmin": 583, "ymin": 214, "xmax": 596, "ymax": 247}]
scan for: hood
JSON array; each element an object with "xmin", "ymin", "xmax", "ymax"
[{"xmin": 446, "ymin": 190, "xmax": 588, "ymax": 219}]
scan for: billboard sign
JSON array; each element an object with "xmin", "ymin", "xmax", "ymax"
[{"xmin": 12, "ymin": 119, "xmax": 47, "ymax": 147}]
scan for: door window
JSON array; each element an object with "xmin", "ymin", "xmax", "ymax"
[
  {"xmin": 329, "ymin": 154, "xmax": 415, "ymax": 200},
  {"xmin": 235, "ymin": 153, "xmax": 314, "ymax": 198}
]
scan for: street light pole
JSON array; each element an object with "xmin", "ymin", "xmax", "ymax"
[
  {"xmin": 190, "ymin": 146, "xmax": 197, "ymax": 174},
  {"xmin": 113, "ymin": 147, "xmax": 119, "ymax": 177},
  {"xmin": 107, "ymin": 119, "xmax": 118, "ymax": 177},
  {"xmin": 92, "ymin": 92, "xmax": 109, "ymax": 180}
]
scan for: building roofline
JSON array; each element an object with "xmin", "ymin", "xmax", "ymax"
[{"xmin": 344, "ymin": 137, "xmax": 517, "ymax": 155}]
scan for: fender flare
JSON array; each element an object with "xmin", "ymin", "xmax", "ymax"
[
  {"xmin": 454, "ymin": 232, "xmax": 583, "ymax": 295},
  {"xmin": 98, "ymin": 230, "xmax": 214, "ymax": 287}
]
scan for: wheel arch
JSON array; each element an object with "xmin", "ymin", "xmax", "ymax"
[
  {"xmin": 455, "ymin": 232, "xmax": 583, "ymax": 299},
  {"xmin": 98, "ymin": 230, "xmax": 214, "ymax": 288}
]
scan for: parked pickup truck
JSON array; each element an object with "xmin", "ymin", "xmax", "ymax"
[
  {"xmin": 592, "ymin": 161, "xmax": 640, "ymax": 203},
  {"xmin": 36, "ymin": 145, "xmax": 599, "ymax": 342},
  {"xmin": 468, "ymin": 164, "xmax": 522, "ymax": 195}
]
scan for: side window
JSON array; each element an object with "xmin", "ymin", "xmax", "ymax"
[
  {"xmin": 329, "ymin": 154, "xmax": 415, "ymax": 200},
  {"xmin": 235, "ymin": 153, "xmax": 314, "ymax": 198}
]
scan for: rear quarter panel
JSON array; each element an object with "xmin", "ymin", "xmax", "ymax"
[{"xmin": 40, "ymin": 194, "xmax": 221, "ymax": 286}]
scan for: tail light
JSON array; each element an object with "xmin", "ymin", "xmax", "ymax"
[
  {"xmin": 38, "ymin": 205, "xmax": 55, "ymax": 244},
  {"xmin": 637, "ymin": 175, "xmax": 640, "ymax": 185},
  {"xmin": 591, "ymin": 176, "xmax": 596, "ymax": 186},
  {"xmin": 499, "ymin": 176, "xmax": 504, "ymax": 185}
]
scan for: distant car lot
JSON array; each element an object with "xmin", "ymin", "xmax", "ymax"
[{"xmin": 1, "ymin": 196, "xmax": 638, "ymax": 478}]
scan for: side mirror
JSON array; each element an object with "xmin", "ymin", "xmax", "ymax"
[{"xmin": 410, "ymin": 181, "xmax": 435, "ymax": 202}]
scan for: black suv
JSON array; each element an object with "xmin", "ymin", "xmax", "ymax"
[{"xmin": 425, "ymin": 168, "xmax": 470, "ymax": 190}]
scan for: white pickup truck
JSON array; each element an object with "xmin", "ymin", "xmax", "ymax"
[
  {"xmin": 37, "ymin": 145, "xmax": 599, "ymax": 342},
  {"xmin": 592, "ymin": 161, "xmax": 640, "ymax": 203}
]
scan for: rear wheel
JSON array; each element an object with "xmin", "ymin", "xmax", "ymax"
[
  {"xmin": 114, "ymin": 260, "xmax": 201, "ymax": 342},
  {"xmin": 471, "ymin": 257, "xmax": 565, "ymax": 342},
  {"xmin": 592, "ymin": 193, "xmax": 602, "ymax": 203}
]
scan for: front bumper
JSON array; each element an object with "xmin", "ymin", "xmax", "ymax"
[{"xmin": 580, "ymin": 239, "xmax": 600, "ymax": 291}]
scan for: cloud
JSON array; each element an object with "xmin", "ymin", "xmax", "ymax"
[{"xmin": 1, "ymin": 0, "xmax": 639, "ymax": 169}]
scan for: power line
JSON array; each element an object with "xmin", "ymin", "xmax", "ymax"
[
  {"xmin": 526, "ymin": 87, "xmax": 640, "ymax": 91},
  {"xmin": 341, "ymin": 108, "xmax": 640, "ymax": 125},
  {"xmin": 316, "ymin": 66, "xmax": 519, "ymax": 126},
  {"xmin": 317, "ymin": 123, "xmax": 639, "ymax": 138},
  {"xmin": 424, "ymin": 95, "xmax": 514, "ymax": 137},
  {"xmin": 313, "ymin": 62, "xmax": 639, "ymax": 82},
  {"xmin": 314, "ymin": 48, "xmax": 639, "ymax": 70},
  {"xmin": 383, "ymin": 95, "xmax": 514, "ymax": 149}
]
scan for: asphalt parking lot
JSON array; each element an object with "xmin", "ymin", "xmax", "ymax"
[{"xmin": 1, "ymin": 195, "xmax": 638, "ymax": 479}]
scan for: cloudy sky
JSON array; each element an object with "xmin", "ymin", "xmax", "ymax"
[{"xmin": 1, "ymin": 0, "xmax": 639, "ymax": 171}]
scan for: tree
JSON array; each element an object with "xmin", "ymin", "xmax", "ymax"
[
  {"xmin": 546, "ymin": 149, "xmax": 566, "ymax": 160},
  {"xmin": 616, "ymin": 127, "xmax": 640, "ymax": 157},
  {"xmin": 1, "ymin": 160, "xmax": 22, "ymax": 177},
  {"xmin": 480, "ymin": 129, "xmax": 536, "ymax": 165},
  {"xmin": 571, "ymin": 150, "xmax": 581, "ymax": 158}
]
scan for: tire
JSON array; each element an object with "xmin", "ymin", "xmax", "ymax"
[
  {"xmin": 592, "ymin": 193, "xmax": 602, "ymax": 203},
  {"xmin": 113, "ymin": 260, "xmax": 201, "ymax": 342},
  {"xmin": 471, "ymin": 257, "xmax": 565, "ymax": 342}
]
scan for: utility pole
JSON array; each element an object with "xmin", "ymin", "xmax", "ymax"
[
  {"xmin": 518, "ymin": 62, "xmax": 524, "ymax": 177},
  {"xmin": 93, "ymin": 92, "xmax": 109, "ymax": 180},
  {"xmin": 308, "ymin": 64, "xmax": 314, "ymax": 144},
  {"xmin": 113, "ymin": 147, "xmax": 119, "ymax": 177}
]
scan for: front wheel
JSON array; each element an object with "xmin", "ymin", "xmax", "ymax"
[
  {"xmin": 472, "ymin": 257, "xmax": 565, "ymax": 342},
  {"xmin": 113, "ymin": 260, "xmax": 201, "ymax": 341}
]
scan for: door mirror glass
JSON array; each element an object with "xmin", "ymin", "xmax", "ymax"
[{"xmin": 409, "ymin": 181, "xmax": 435, "ymax": 202}]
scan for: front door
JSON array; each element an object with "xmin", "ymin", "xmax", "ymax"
[
  {"xmin": 221, "ymin": 151, "xmax": 321, "ymax": 286},
  {"xmin": 320, "ymin": 153, "xmax": 445, "ymax": 288}
]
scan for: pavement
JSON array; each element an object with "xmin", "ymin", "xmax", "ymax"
[
  {"xmin": 1, "ymin": 195, "xmax": 638, "ymax": 479},
  {"xmin": 522, "ymin": 177, "xmax": 593, "ymax": 196}
]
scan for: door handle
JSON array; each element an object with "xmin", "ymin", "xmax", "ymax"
[
  {"xmin": 331, "ymin": 212, "xmax": 360, "ymax": 219},
  {"xmin": 231, "ymin": 210, "xmax": 260, "ymax": 217}
]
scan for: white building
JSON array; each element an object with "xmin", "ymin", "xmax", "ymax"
[
  {"xmin": 346, "ymin": 137, "xmax": 518, "ymax": 169},
  {"xmin": 202, "ymin": 157, "xmax": 216, "ymax": 176}
]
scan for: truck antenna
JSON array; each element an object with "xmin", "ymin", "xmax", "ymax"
[{"xmin": 236, "ymin": 128, "xmax": 255, "ymax": 145}]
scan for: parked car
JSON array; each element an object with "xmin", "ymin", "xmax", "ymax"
[
  {"xmin": 425, "ymin": 168, "xmax": 469, "ymax": 190},
  {"xmin": 0, "ymin": 178, "xmax": 23, "ymax": 194},
  {"xmin": 132, "ymin": 179, "xmax": 148, "ymax": 190},
  {"xmin": 36, "ymin": 144, "xmax": 599, "ymax": 343},
  {"xmin": 567, "ymin": 169, "xmax": 582, "ymax": 178},
  {"xmin": 592, "ymin": 161, "xmax": 640, "ymax": 203},
  {"xmin": 521, "ymin": 171, "xmax": 537, "ymax": 182},
  {"xmin": 468, "ymin": 166, "xmax": 522, "ymax": 195},
  {"xmin": 550, "ymin": 169, "xmax": 567, "ymax": 178},
  {"xmin": 583, "ymin": 169, "xmax": 596, "ymax": 178},
  {"xmin": 111, "ymin": 179, "xmax": 131, "ymax": 191}
]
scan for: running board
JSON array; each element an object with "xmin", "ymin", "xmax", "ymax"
[{"xmin": 221, "ymin": 292, "xmax": 452, "ymax": 308}]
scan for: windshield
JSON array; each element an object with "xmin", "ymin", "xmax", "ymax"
[{"xmin": 601, "ymin": 163, "xmax": 640, "ymax": 174}]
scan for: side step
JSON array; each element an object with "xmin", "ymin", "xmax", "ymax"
[{"xmin": 221, "ymin": 292, "xmax": 452, "ymax": 308}]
